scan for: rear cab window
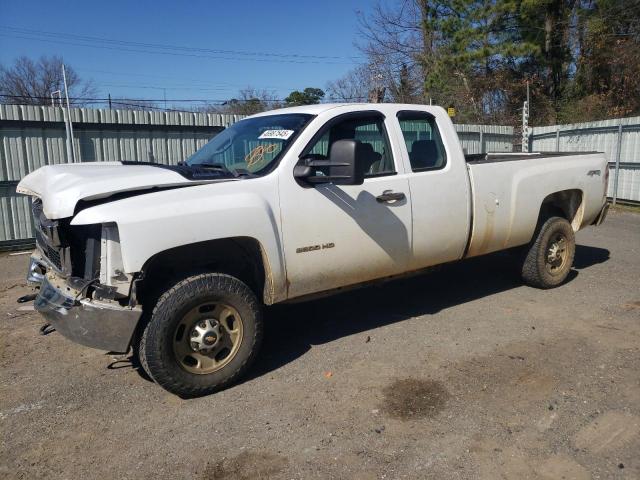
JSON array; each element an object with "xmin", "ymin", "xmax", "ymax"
[{"xmin": 396, "ymin": 111, "xmax": 447, "ymax": 171}]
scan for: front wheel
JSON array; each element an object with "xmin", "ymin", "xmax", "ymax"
[
  {"xmin": 139, "ymin": 273, "xmax": 263, "ymax": 397},
  {"xmin": 521, "ymin": 216, "xmax": 576, "ymax": 289}
]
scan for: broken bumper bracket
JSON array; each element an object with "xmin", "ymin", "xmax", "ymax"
[{"xmin": 29, "ymin": 256, "xmax": 142, "ymax": 353}]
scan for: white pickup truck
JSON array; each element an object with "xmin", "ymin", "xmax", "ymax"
[{"xmin": 18, "ymin": 103, "xmax": 609, "ymax": 396}]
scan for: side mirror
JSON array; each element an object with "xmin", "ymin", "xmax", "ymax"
[{"xmin": 294, "ymin": 139, "xmax": 365, "ymax": 186}]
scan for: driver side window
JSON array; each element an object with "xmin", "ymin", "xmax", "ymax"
[{"xmin": 305, "ymin": 115, "xmax": 396, "ymax": 177}]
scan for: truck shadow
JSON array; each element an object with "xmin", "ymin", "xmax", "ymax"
[
  {"xmin": 317, "ymin": 187, "xmax": 410, "ymax": 259},
  {"xmin": 249, "ymin": 244, "xmax": 610, "ymax": 380},
  {"xmin": 573, "ymin": 244, "xmax": 610, "ymax": 269},
  {"xmin": 121, "ymin": 244, "xmax": 609, "ymax": 385}
]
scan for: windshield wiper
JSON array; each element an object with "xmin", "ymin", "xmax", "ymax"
[
  {"xmin": 197, "ymin": 163, "xmax": 234, "ymax": 174},
  {"xmin": 199, "ymin": 163, "xmax": 254, "ymax": 178},
  {"xmin": 181, "ymin": 162, "xmax": 255, "ymax": 179},
  {"xmin": 232, "ymin": 168, "xmax": 256, "ymax": 178}
]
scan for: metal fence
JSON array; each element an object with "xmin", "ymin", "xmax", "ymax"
[
  {"xmin": 529, "ymin": 116, "xmax": 640, "ymax": 204},
  {"xmin": 455, "ymin": 123, "xmax": 514, "ymax": 154}
]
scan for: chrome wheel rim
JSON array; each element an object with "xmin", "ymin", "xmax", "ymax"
[
  {"xmin": 172, "ymin": 302, "xmax": 243, "ymax": 374},
  {"xmin": 545, "ymin": 233, "xmax": 568, "ymax": 275}
]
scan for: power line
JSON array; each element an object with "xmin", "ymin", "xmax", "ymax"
[
  {"xmin": 96, "ymin": 82, "xmax": 234, "ymax": 92},
  {"xmin": 0, "ymin": 26, "xmax": 364, "ymax": 65},
  {"xmin": 76, "ymin": 68, "xmax": 299, "ymax": 91},
  {"xmin": 0, "ymin": 93, "xmax": 365, "ymax": 106},
  {"xmin": 0, "ymin": 33, "xmax": 345, "ymax": 64},
  {"xmin": 0, "ymin": 93, "xmax": 278, "ymax": 103},
  {"xmin": 0, "ymin": 93, "xmax": 274, "ymax": 105},
  {"xmin": 0, "ymin": 25, "xmax": 361, "ymax": 60},
  {"xmin": 108, "ymin": 101, "xmax": 185, "ymax": 112},
  {"xmin": 0, "ymin": 32, "xmax": 352, "ymax": 65}
]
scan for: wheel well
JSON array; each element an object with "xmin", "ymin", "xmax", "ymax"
[
  {"xmin": 538, "ymin": 189, "xmax": 584, "ymax": 231},
  {"xmin": 136, "ymin": 237, "xmax": 267, "ymax": 307}
]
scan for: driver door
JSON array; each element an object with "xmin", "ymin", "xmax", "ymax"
[{"xmin": 279, "ymin": 112, "xmax": 413, "ymax": 299}]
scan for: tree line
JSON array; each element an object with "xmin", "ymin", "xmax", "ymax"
[
  {"xmin": 2, "ymin": 1, "xmax": 638, "ymax": 126},
  {"xmin": 0, "ymin": 56, "xmax": 326, "ymax": 114},
  {"xmin": 340, "ymin": 0, "xmax": 640, "ymax": 125}
]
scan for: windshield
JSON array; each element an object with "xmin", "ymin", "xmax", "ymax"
[{"xmin": 186, "ymin": 113, "xmax": 313, "ymax": 175}]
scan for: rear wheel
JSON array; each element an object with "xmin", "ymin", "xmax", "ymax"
[
  {"xmin": 139, "ymin": 273, "xmax": 262, "ymax": 397},
  {"xmin": 521, "ymin": 216, "xmax": 575, "ymax": 289}
]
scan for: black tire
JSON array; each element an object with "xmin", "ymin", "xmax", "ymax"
[
  {"xmin": 139, "ymin": 273, "xmax": 263, "ymax": 397},
  {"xmin": 522, "ymin": 216, "xmax": 576, "ymax": 289}
]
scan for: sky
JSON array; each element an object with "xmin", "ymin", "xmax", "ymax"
[{"xmin": 0, "ymin": 0, "xmax": 373, "ymax": 108}]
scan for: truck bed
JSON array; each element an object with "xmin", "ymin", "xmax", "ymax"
[{"xmin": 464, "ymin": 151, "xmax": 608, "ymax": 258}]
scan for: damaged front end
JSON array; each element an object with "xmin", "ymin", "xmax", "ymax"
[{"xmin": 29, "ymin": 198, "xmax": 142, "ymax": 352}]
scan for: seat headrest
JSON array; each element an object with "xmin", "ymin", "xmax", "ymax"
[
  {"xmin": 410, "ymin": 140, "xmax": 439, "ymax": 168},
  {"xmin": 360, "ymin": 142, "xmax": 376, "ymax": 156},
  {"xmin": 358, "ymin": 142, "xmax": 381, "ymax": 173}
]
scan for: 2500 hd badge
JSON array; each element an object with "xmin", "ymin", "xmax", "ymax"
[{"xmin": 296, "ymin": 242, "xmax": 335, "ymax": 254}]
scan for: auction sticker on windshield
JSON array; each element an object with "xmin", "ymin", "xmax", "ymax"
[{"xmin": 258, "ymin": 129, "xmax": 294, "ymax": 140}]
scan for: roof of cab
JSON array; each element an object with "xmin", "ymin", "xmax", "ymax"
[
  {"xmin": 247, "ymin": 103, "xmax": 365, "ymax": 118},
  {"xmin": 247, "ymin": 103, "xmax": 443, "ymax": 119}
]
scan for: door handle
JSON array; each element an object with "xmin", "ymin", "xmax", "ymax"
[{"xmin": 376, "ymin": 190, "xmax": 406, "ymax": 203}]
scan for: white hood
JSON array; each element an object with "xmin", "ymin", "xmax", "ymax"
[{"xmin": 17, "ymin": 162, "xmax": 225, "ymax": 219}]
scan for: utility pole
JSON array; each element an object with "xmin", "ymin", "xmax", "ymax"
[
  {"xmin": 522, "ymin": 100, "xmax": 530, "ymax": 153},
  {"xmin": 522, "ymin": 80, "xmax": 530, "ymax": 153},
  {"xmin": 62, "ymin": 64, "xmax": 76, "ymax": 162},
  {"xmin": 50, "ymin": 88, "xmax": 73, "ymax": 162},
  {"xmin": 108, "ymin": 93, "xmax": 112, "ymax": 109}
]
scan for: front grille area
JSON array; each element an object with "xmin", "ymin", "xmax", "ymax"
[
  {"xmin": 32, "ymin": 199, "xmax": 65, "ymax": 272},
  {"xmin": 31, "ymin": 197, "xmax": 43, "ymax": 217},
  {"xmin": 31, "ymin": 199, "xmax": 101, "ymax": 279},
  {"xmin": 35, "ymin": 230, "xmax": 63, "ymax": 270}
]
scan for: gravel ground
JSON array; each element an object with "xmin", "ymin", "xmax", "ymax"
[{"xmin": 1, "ymin": 209, "xmax": 639, "ymax": 480}]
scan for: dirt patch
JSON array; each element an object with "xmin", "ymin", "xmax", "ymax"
[
  {"xmin": 573, "ymin": 411, "xmax": 640, "ymax": 454},
  {"xmin": 445, "ymin": 340, "xmax": 571, "ymax": 409},
  {"xmin": 381, "ymin": 378, "xmax": 449, "ymax": 420},
  {"xmin": 0, "ymin": 283, "xmax": 25, "ymax": 294},
  {"xmin": 536, "ymin": 454, "xmax": 591, "ymax": 480},
  {"xmin": 622, "ymin": 300, "xmax": 640, "ymax": 311},
  {"xmin": 201, "ymin": 451, "xmax": 288, "ymax": 480}
]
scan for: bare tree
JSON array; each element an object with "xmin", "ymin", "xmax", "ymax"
[
  {"xmin": 208, "ymin": 87, "xmax": 281, "ymax": 115},
  {"xmin": 356, "ymin": 1, "xmax": 425, "ymax": 101},
  {"xmin": 0, "ymin": 55, "xmax": 97, "ymax": 106},
  {"xmin": 326, "ymin": 65, "xmax": 372, "ymax": 102}
]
